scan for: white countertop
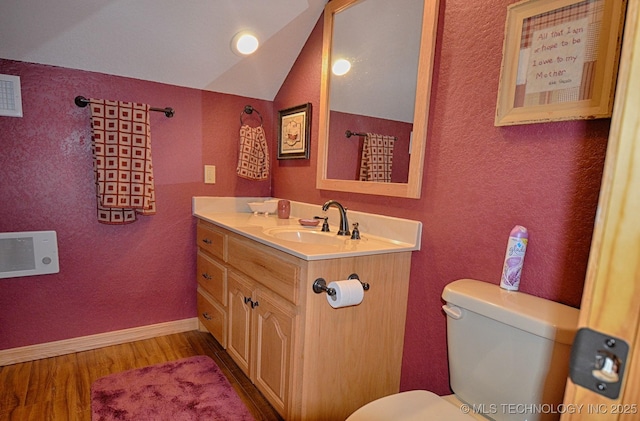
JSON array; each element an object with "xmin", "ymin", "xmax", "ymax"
[{"xmin": 192, "ymin": 197, "xmax": 422, "ymax": 261}]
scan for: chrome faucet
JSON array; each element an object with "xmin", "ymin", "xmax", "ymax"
[{"xmin": 322, "ymin": 200, "xmax": 350, "ymax": 236}]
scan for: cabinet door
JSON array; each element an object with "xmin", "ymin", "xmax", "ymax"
[
  {"xmin": 251, "ymin": 288, "xmax": 296, "ymax": 416},
  {"xmin": 227, "ymin": 271, "xmax": 253, "ymax": 375}
]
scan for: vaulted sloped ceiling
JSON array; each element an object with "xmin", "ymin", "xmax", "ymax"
[{"xmin": 0, "ymin": 0, "xmax": 328, "ymax": 100}]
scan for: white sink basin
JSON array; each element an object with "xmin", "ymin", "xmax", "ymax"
[{"xmin": 262, "ymin": 227, "xmax": 346, "ymax": 246}]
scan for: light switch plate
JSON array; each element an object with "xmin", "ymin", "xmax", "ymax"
[{"xmin": 204, "ymin": 165, "xmax": 216, "ymax": 184}]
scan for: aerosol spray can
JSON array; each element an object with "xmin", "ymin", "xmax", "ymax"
[{"xmin": 500, "ymin": 225, "xmax": 528, "ymax": 291}]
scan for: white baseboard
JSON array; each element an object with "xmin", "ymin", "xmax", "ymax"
[{"xmin": 0, "ymin": 317, "xmax": 199, "ymax": 366}]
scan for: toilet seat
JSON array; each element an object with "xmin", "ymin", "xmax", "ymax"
[{"xmin": 346, "ymin": 390, "xmax": 476, "ymax": 421}]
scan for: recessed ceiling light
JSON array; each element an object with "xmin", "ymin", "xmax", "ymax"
[
  {"xmin": 332, "ymin": 59, "xmax": 351, "ymax": 76},
  {"xmin": 231, "ymin": 31, "xmax": 259, "ymax": 56}
]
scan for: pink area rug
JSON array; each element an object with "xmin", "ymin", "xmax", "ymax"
[{"xmin": 91, "ymin": 355, "xmax": 255, "ymax": 421}]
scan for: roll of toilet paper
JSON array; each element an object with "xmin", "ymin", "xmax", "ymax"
[{"xmin": 326, "ymin": 279, "xmax": 365, "ymax": 308}]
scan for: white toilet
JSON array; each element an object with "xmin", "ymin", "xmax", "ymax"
[{"xmin": 347, "ymin": 279, "xmax": 579, "ymax": 421}]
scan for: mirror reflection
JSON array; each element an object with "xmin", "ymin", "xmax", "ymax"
[
  {"xmin": 326, "ymin": 0, "xmax": 423, "ymax": 183},
  {"xmin": 316, "ymin": 0, "xmax": 439, "ymax": 198}
]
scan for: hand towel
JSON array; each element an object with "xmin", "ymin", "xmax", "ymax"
[
  {"xmin": 236, "ymin": 124, "xmax": 269, "ymax": 180},
  {"xmin": 359, "ymin": 133, "xmax": 395, "ymax": 182},
  {"xmin": 89, "ymin": 99, "xmax": 156, "ymax": 224}
]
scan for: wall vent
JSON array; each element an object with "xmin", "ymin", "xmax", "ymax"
[{"xmin": 0, "ymin": 74, "xmax": 23, "ymax": 117}]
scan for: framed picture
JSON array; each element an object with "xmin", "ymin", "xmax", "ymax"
[
  {"xmin": 278, "ymin": 103, "xmax": 311, "ymax": 159},
  {"xmin": 495, "ymin": 0, "xmax": 627, "ymax": 126}
]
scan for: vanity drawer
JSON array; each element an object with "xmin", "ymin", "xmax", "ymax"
[
  {"xmin": 197, "ymin": 250, "xmax": 227, "ymax": 305},
  {"xmin": 197, "ymin": 221, "xmax": 226, "ymax": 261},
  {"xmin": 227, "ymin": 236, "xmax": 299, "ymax": 304},
  {"xmin": 197, "ymin": 288, "xmax": 227, "ymax": 348}
]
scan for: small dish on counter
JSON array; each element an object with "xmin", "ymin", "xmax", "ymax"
[
  {"xmin": 248, "ymin": 200, "xmax": 279, "ymax": 214},
  {"xmin": 298, "ymin": 218, "xmax": 320, "ymax": 227}
]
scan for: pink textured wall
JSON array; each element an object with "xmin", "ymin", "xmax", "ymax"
[
  {"xmin": 274, "ymin": 2, "xmax": 610, "ymax": 394},
  {"xmin": 0, "ymin": 0, "xmax": 611, "ymax": 397},
  {"xmin": 0, "ymin": 58, "xmax": 272, "ymax": 350}
]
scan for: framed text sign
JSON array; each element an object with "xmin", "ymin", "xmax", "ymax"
[{"xmin": 495, "ymin": 0, "xmax": 627, "ymax": 126}]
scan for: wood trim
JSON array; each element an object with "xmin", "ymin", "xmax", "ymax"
[
  {"xmin": 0, "ymin": 318, "xmax": 199, "ymax": 366},
  {"xmin": 561, "ymin": 1, "xmax": 640, "ymax": 418},
  {"xmin": 494, "ymin": 0, "xmax": 626, "ymax": 126}
]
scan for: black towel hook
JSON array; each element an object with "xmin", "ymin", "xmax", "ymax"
[{"xmin": 240, "ymin": 105, "xmax": 263, "ymax": 126}]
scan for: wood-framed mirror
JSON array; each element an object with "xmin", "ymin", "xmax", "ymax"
[{"xmin": 316, "ymin": 0, "xmax": 440, "ymax": 198}]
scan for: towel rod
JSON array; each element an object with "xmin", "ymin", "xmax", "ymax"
[
  {"xmin": 74, "ymin": 96, "xmax": 175, "ymax": 118},
  {"xmin": 345, "ymin": 130, "xmax": 396, "ymax": 141}
]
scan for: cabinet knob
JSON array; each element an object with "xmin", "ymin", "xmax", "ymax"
[
  {"xmin": 244, "ymin": 296, "xmax": 253, "ymax": 305},
  {"xmin": 201, "ymin": 272, "xmax": 212, "ymax": 280},
  {"xmin": 202, "ymin": 312, "xmax": 212, "ymax": 321},
  {"xmin": 202, "ymin": 238, "xmax": 212, "ymax": 245},
  {"xmin": 251, "ymin": 300, "xmax": 259, "ymax": 309}
]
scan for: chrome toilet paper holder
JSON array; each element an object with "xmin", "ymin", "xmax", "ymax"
[{"xmin": 312, "ymin": 273, "xmax": 370, "ymax": 296}]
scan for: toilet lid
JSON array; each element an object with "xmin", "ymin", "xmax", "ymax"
[{"xmin": 347, "ymin": 390, "xmax": 475, "ymax": 421}]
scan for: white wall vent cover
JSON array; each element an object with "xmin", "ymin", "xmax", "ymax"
[{"xmin": 0, "ymin": 74, "xmax": 23, "ymax": 117}]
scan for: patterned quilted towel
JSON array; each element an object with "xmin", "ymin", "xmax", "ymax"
[
  {"xmin": 359, "ymin": 133, "xmax": 395, "ymax": 182},
  {"xmin": 236, "ymin": 124, "xmax": 269, "ymax": 180},
  {"xmin": 89, "ymin": 99, "xmax": 156, "ymax": 224}
]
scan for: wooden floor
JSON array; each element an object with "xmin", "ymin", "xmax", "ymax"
[{"xmin": 0, "ymin": 330, "xmax": 284, "ymax": 421}]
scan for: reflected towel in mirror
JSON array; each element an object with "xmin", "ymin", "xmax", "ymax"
[{"xmin": 359, "ymin": 133, "xmax": 394, "ymax": 182}]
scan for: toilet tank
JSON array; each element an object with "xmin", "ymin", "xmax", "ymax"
[{"xmin": 442, "ymin": 279, "xmax": 579, "ymax": 421}]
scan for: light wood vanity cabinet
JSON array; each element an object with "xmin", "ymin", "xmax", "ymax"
[{"xmin": 195, "ymin": 218, "xmax": 412, "ymax": 421}]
